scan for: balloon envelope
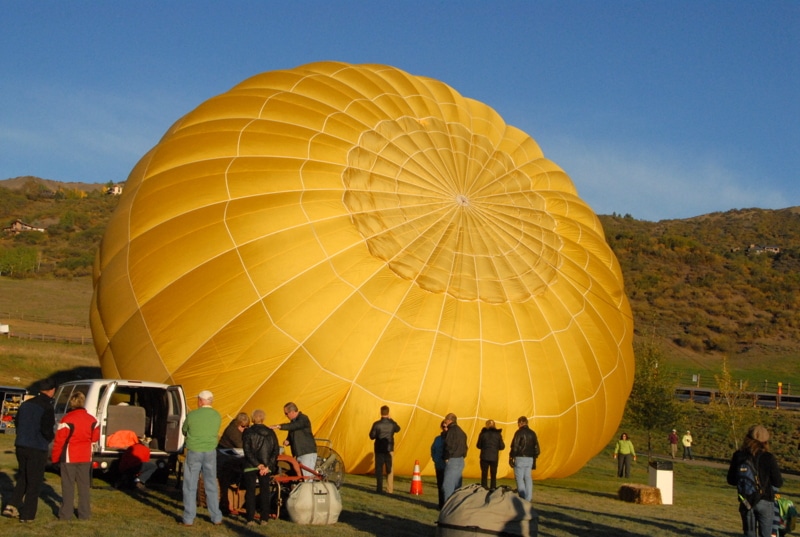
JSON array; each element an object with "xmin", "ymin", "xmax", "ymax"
[{"xmin": 91, "ymin": 61, "xmax": 634, "ymax": 479}]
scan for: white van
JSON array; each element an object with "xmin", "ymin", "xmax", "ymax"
[{"xmin": 53, "ymin": 379, "xmax": 187, "ymax": 473}]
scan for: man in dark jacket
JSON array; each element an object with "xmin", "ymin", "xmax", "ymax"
[
  {"xmin": 3, "ymin": 378, "xmax": 56, "ymax": 522},
  {"xmin": 271, "ymin": 402, "xmax": 316, "ymax": 476},
  {"xmin": 442, "ymin": 412, "xmax": 467, "ymax": 503},
  {"xmin": 369, "ymin": 405, "xmax": 401, "ymax": 493},
  {"xmin": 510, "ymin": 416, "xmax": 540, "ymax": 502},
  {"xmin": 476, "ymin": 419, "xmax": 505, "ymax": 490},
  {"xmin": 242, "ymin": 409, "xmax": 279, "ymax": 526}
]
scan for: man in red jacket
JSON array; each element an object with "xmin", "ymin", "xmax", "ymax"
[
  {"xmin": 119, "ymin": 436, "xmax": 157, "ymax": 490},
  {"xmin": 51, "ymin": 392, "xmax": 100, "ymax": 520}
]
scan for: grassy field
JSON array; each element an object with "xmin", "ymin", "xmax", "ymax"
[
  {"xmin": 1, "ymin": 432, "xmax": 797, "ymax": 537},
  {"xmin": 0, "ymin": 277, "xmax": 94, "ymax": 329},
  {"xmin": 0, "ymin": 338, "xmax": 99, "ymax": 389},
  {"xmin": 2, "ymin": 277, "xmax": 800, "ymax": 535}
]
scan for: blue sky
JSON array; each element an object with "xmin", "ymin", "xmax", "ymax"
[{"xmin": 1, "ymin": 2, "xmax": 797, "ymax": 221}]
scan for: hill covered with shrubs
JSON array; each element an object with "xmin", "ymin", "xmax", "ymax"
[{"xmin": 2, "ymin": 176, "xmax": 799, "ymax": 378}]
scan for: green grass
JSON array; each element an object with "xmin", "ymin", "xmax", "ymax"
[
  {"xmin": 2, "ymin": 433, "xmax": 798, "ymax": 536},
  {"xmin": 2, "ymin": 277, "xmax": 800, "ymax": 535},
  {"xmin": 0, "ymin": 338, "xmax": 99, "ymax": 390},
  {"xmin": 0, "ymin": 277, "xmax": 93, "ymax": 328}
]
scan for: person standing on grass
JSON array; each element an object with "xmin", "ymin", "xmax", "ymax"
[
  {"xmin": 216, "ymin": 412, "xmax": 249, "ymax": 515},
  {"xmin": 180, "ymin": 390, "xmax": 223, "ymax": 527},
  {"xmin": 369, "ymin": 405, "xmax": 401, "ymax": 494},
  {"xmin": 668, "ymin": 429, "xmax": 679, "ymax": 459},
  {"xmin": 476, "ymin": 419, "xmax": 505, "ymax": 490},
  {"xmin": 3, "ymin": 378, "xmax": 57, "ymax": 523},
  {"xmin": 510, "ymin": 416, "xmax": 540, "ymax": 502},
  {"xmin": 441, "ymin": 413, "xmax": 467, "ymax": 503},
  {"xmin": 270, "ymin": 402, "xmax": 317, "ymax": 476},
  {"xmin": 431, "ymin": 420, "xmax": 448, "ymax": 509},
  {"xmin": 727, "ymin": 425, "xmax": 783, "ymax": 537},
  {"xmin": 613, "ymin": 432, "xmax": 636, "ymax": 478},
  {"xmin": 241, "ymin": 409, "xmax": 279, "ymax": 527},
  {"xmin": 51, "ymin": 391, "xmax": 100, "ymax": 520},
  {"xmin": 682, "ymin": 430, "xmax": 694, "ymax": 460}
]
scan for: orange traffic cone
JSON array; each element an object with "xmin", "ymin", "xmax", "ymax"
[{"xmin": 410, "ymin": 459, "xmax": 423, "ymax": 495}]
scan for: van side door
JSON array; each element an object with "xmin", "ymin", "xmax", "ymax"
[
  {"xmin": 164, "ymin": 385, "xmax": 186, "ymax": 453},
  {"xmin": 96, "ymin": 381, "xmax": 118, "ymax": 450}
]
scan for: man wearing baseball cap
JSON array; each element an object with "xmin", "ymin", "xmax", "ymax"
[
  {"xmin": 179, "ymin": 390, "xmax": 222, "ymax": 526},
  {"xmin": 3, "ymin": 378, "xmax": 57, "ymax": 522}
]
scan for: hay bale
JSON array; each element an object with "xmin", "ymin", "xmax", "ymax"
[{"xmin": 618, "ymin": 483, "xmax": 662, "ymax": 505}]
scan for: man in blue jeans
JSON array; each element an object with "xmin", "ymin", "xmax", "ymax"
[
  {"xmin": 180, "ymin": 390, "xmax": 223, "ymax": 526},
  {"xmin": 441, "ymin": 413, "xmax": 467, "ymax": 504},
  {"xmin": 510, "ymin": 416, "xmax": 540, "ymax": 502}
]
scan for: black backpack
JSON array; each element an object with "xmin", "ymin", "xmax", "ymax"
[{"xmin": 736, "ymin": 454, "xmax": 764, "ymax": 510}]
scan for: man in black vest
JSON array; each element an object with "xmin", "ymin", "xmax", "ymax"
[{"xmin": 369, "ymin": 405, "xmax": 401, "ymax": 493}]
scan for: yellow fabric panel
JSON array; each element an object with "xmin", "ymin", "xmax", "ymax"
[{"xmin": 90, "ymin": 62, "xmax": 634, "ymax": 480}]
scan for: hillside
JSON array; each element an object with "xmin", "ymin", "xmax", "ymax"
[
  {"xmin": 600, "ymin": 209, "xmax": 800, "ymax": 384},
  {"xmin": 0, "ymin": 176, "xmax": 119, "ymax": 277},
  {"xmin": 2, "ymin": 176, "xmax": 799, "ymax": 382}
]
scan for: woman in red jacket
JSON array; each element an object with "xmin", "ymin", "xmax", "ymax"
[{"xmin": 51, "ymin": 391, "xmax": 99, "ymax": 520}]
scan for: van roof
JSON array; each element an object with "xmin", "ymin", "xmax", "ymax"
[{"xmin": 58, "ymin": 379, "xmax": 178, "ymax": 389}]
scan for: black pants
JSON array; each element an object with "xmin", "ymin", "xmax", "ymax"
[
  {"xmin": 10, "ymin": 446, "xmax": 48, "ymax": 521},
  {"xmin": 480, "ymin": 459, "xmax": 499, "ymax": 489},
  {"xmin": 374, "ymin": 451, "xmax": 393, "ymax": 493},
  {"xmin": 435, "ymin": 467, "xmax": 445, "ymax": 509},
  {"xmin": 242, "ymin": 471, "xmax": 271, "ymax": 523},
  {"xmin": 617, "ymin": 454, "xmax": 632, "ymax": 478},
  {"xmin": 217, "ymin": 453, "xmax": 244, "ymax": 512}
]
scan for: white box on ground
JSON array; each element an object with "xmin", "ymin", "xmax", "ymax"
[{"xmin": 648, "ymin": 460, "xmax": 673, "ymax": 505}]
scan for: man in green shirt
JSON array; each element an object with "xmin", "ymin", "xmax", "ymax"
[{"xmin": 180, "ymin": 390, "xmax": 223, "ymax": 526}]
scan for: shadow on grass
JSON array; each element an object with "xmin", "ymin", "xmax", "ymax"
[
  {"xmin": 342, "ymin": 480, "xmax": 439, "ymax": 510},
  {"xmin": 0, "ymin": 469, "xmax": 61, "ymax": 519},
  {"xmin": 339, "ymin": 509, "xmax": 435, "ymax": 537},
  {"xmin": 536, "ymin": 503, "xmax": 740, "ymax": 537}
]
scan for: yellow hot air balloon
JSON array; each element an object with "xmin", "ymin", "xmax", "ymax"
[{"xmin": 91, "ymin": 61, "xmax": 634, "ymax": 480}]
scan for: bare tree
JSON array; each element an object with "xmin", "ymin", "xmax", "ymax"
[{"xmin": 712, "ymin": 356, "xmax": 758, "ymax": 451}]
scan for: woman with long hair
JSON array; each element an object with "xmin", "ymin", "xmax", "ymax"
[{"xmin": 613, "ymin": 432, "xmax": 636, "ymax": 478}]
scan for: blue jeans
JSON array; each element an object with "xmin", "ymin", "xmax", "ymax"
[
  {"xmin": 182, "ymin": 450, "xmax": 222, "ymax": 524},
  {"xmin": 442, "ymin": 457, "xmax": 464, "ymax": 503},
  {"xmin": 739, "ymin": 499, "xmax": 774, "ymax": 537},
  {"xmin": 514, "ymin": 457, "xmax": 534, "ymax": 501},
  {"xmin": 297, "ymin": 453, "xmax": 318, "ymax": 477}
]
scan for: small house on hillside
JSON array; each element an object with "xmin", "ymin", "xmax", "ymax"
[
  {"xmin": 3, "ymin": 219, "xmax": 45, "ymax": 235},
  {"xmin": 747, "ymin": 244, "xmax": 781, "ymax": 255},
  {"xmin": 106, "ymin": 183, "xmax": 124, "ymax": 196}
]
